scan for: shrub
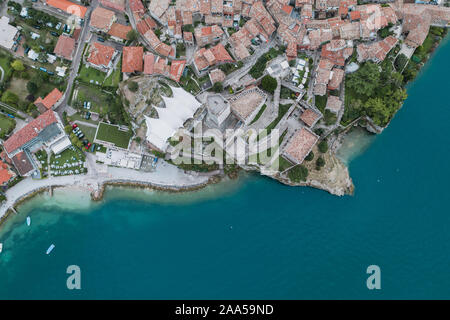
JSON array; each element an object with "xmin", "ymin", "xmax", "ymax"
[
  {"xmin": 260, "ymin": 75, "xmax": 277, "ymax": 94},
  {"xmin": 316, "ymin": 156, "xmax": 325, "ymax": 170},
  {"xmin": 128, "ymin": 81, "xmax": 139, "ymax": 92},
  {"xmin": 288, "ymin": 165, "xmax": 308, "ymax": 182},
  {"xmin": 305, "ymin": 151, "xmax": 314, "ymax": 161},
  {"xmin": 318, "ymin": 140, "xmax": 328, "ymax": 153}
]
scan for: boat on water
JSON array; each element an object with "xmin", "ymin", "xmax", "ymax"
[
  {"xmin": 26, "ymin": 216, "xmax": 31, "ymax": 226},
  {"xmin": 46, "ymin": 244, "xmax": 55, "ymax": 255},
  {"xmin": 0, "ymin": 243, "xmax": 3, "ymax": 253}
]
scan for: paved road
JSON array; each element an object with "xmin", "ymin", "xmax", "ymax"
[{"xmin": 56, "ymin": 0, "xmax": 99, "ymax": 118}]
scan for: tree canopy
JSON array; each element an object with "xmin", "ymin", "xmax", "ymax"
[
  {"xmin": 346, "ymin": 61, "xmax": 381, "ymax": 96},
  {"xmin": 260, "ymin": 75, "xmax": 277, "ymax": 94}
]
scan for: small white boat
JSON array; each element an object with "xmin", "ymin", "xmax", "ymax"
[
  {"xmin": 46, "ymin": 244, "xmax": 55, "ymax": 255},
  {"xmin": 26, "ymin": 216, "xmax": 31, "ymax": 226},
  {"xmin": 0, "ymin": 243, "xmax": 3, "ymax": 253}
]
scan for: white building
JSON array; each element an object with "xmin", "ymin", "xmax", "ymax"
[{"xmin": 0, "ymin": 16, "xmax": 20, "ymax": 50}]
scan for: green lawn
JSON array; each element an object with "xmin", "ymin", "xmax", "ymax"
[
  {"xmin": 95, "ymin": 122, "xmax": 132, "ymax": 149},
  {"xmin": 103, "ymin": 63, "xmax": 121, "ymax": 87},
  {"xmin": 0, "ymin": 114, "xmax": 15, "ymax": 139},
  {"xmin": 73, "ymin": 84, "xmax": 114, "ymax": 116},
  {"xmin": 76, "ymin": 124, "xmax": 97, "ymax": 142},
  {"xmin": 77, "ymin": 65, "xmax": 106, "ymax": 84}
]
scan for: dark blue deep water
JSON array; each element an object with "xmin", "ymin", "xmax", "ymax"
[{"xmin": 0, "ymin": 37, "xmax": 449, "ymax": 299}]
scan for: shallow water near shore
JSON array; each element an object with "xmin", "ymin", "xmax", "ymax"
[{"xmin": 1, "ymin": 37, "xmax": 450, "ymax": 299}]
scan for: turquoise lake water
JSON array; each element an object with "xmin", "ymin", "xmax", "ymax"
[{"xmin": 0, "ymin": 37, "xmax": 449, "ymax": 299}]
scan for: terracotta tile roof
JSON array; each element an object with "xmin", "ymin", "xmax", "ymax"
[
  {"xmin": 73, "ymin": 27, "xmax": 81, "ymax": 41},
  {"xmin": 169, "ymin": 60, "xmax": 186, "ymax": 82},
  {"xmin": 11, "ymin": 152, "xmax": 34, "ymax": 176},
  {"xmin": 144, "ymin": 53, "xmax": 155, "ymax": 74},
  {"xmin": 182, "ymin": 11, "xmax": 193, "ymax": 25},
  {"xmin": 54, "ymin": 35, "xmax": 75, "ymax": 60},
  {"xmin": 350, "ymin": 10, "xmax": 361, "ymax": 21},
  {"xmin": 209, "ymin": 68, "xmax": 226, "ymax": 84},
  {"xmin": 122, "ymin": 46, "xmax": 144, "ymax": 73},
  {"xmin": 300, "ymin": 109, "xmax": 321, "ymax": 127},
  {"xmin": 90, "ymin": 7, "xmax": 115, "ymax": 31},
  {"xmin": 325, "ymin": 95, "xmax": 342, "ymax": 113},
  {"xmin": 129, "ymin": 0, "xmax": 145, "ymax": 13},
  {"xmin": 156, "ymin": 42, "xmax": 172, "ymax": 57},
  {"xmin": 0, "ymin": 161, "xmax": 14, "ymax": 185},
  {"xmin": 87, "ymin": 42, "xmax": 116, "ymax": 67},
  {"xmin": 34, "ymin": 88, "xmax": 63, "ymax": 110},
  {"xmin": 4, "ymin": 110, "xmax": 58, "ymax": 154},
  {"xmin": 108, "ymin": 23, "xmax": 132, "ymax": 40},
  {"xmin": 209, "ymin": 43, "xmax": 233, "ymax": 62},
  {"xmin": 328, "ymin": 68, "xmax": 344, "ymax": 90},
  {"xmin": 100, "ymin": 0, "xmax": 125, "ymax": 12},
  {"xmin": 283, "ymin": 127, "xmax": 318, "ymax": 164},
  {"xmin": 46, "ymin": 0, "xmax": 87, "ymax": 18},
  {"xmin": 153, "ymin": 57, "xmax": 168, "ymax": 75},
  {"xmin": 282, "ymin": 5, "xmax": 293, "ymax": 15}
]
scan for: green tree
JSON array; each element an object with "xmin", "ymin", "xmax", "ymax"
[
  {"xmin": 318, "ymin": 140, "xmax": 328, "ymax": 153},
  {"xmin": 260, "ymin": 75, "xmax": 277, "ymax": 94},
  {"xmin": 316, "ymin": 156, "xmax": 325, "ymax": 170},
  {"xmin": 1, "ymin": 91, "xmax": 19, "ymax": 105},
  {"xmin": 126, "ymin": 29, "xmax": 139, "ymax": 41},
  {"xmin": 128, "ymin": 81, "xmax": 139, "ymax": 92},
  {"xmin": 11, "ymin": 59, "xmax": 25, "ymax": 71},
  {"xmin": 288, "ymin": 165, "xmax": 308, "ymax": 182},
  {"xmin": 27, "ymin": 81, "xmax": 38, "ymax": 94},
  {"xmin": 64, "ymin": 125, "xmax": 72, "ymax": 134},
  {"xmin": 305, "ymin": 151, "xmax": 314, "ymax": 161},
  {"xmin": 364, "ymin": 97, "xmax": 390, "ymax": 126},
  {"xmin": 212, "ymin": 82, "xmax": 223, "ymax": 93},
  {"xmin": 346, "ymin": 61, "xmax": 380, "ymax": 97}
]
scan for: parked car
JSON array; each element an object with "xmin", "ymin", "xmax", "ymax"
[
  {"xmin": 55, "ymin": 22, "xmax": 62, "ymax": 30},
  {"xmin": 97, "ymin": 37, "xmax": 105, "ymax": 42},
  {"xmin": 82, "ymin": 139, "xmax": 89, "ymax": 146},
  {"xmin": 72, "ymin": 124, "xmax": 78, "ymax": 129},
  {"xmin": 85, "ymin": 112, "xmax": 91, "ymax": 120},
  {"xmin": 50, "ymin": 31, "xmax": 58, "ymax": 37}
]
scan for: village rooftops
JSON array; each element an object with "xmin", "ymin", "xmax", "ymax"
[
  {"xmin": 100, "ymin": 0, "xmax": 126, "ymax": 11},
  {"xmin": 90, "ymin": 7, "xmax": 116, "ymax": 31},
  {"xmin": 228, "ymin": 87, "xmax": 267, "ymax": 125},
  {"xmin": 46, "ymin": 0, "xmax": 88, "ymax": 18},
  {"xmin": 0, "ymin": 161, "xmax": 14, "ymax": 185},
  {"xmin": 34, "ymin": 88, "xmax": 63, "ymax": 112},
  {"xmin": 54, "ymin": 34, "xmax": 75, "ymax": 61},
  {"xmin": 3, "ymin": 110, "xmax": 58, "ymax": 154},
  {"xmin": 108, "ymin": 23, "xmax": 132, "ymax": 40},
  {"xmin": 325, "ymin": 95, "xmax": 343, "ymax": 113},
  {"xmin": 144, "ymin": 53, "xmax": 155, "ymax": 75},
  {"xmin": 282, "ymin": 127, "xmax": 319, "ymax": 165},
  {"xmin": 129, "ymin": 0, "xmax": 145, "ymax": 13},
  {"xmin": 300, "ymin": 108, "xmax": 321, "ymax": 127},
  {"xmin": 11, "ymin": 152, "xmax": 34, "ymax": 176},
  {"xmin": 169, "ymin": 60, "xmax": 186, "ymax": 82},
  {"xmin": 87, "ymin": 42, "xmax": 116, "ymax": 69},
  {"xmin": 149, "ymin": 0, "xmax": 170, "ymax": 18},
  {"xmin": 122, "ymin": 46, "xmax": 144, "ymax": 73},
  {"xmin": 209, "ymin": 68, "xmax": 226, "ymax": 84}
]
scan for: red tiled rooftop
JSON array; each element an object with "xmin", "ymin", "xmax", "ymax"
[
  {"xmin": 0, "ymin": 161, "xmax": 13, "ymax": 185},
  {"xmin": 169, "ymin": 60, "xmax": 186, "ymax": 82},
  {"xmin": 144, "ymin": 53, "xmax": 155, "ymax": 74},
  {"xmin": 54, "ymin": 35, "xmax": 75, "ymax": 61},
  {"xmin": 87, "ymin": 42, "xmax": 116, "ymax": 67},
  {"xmin": 4, "ymin": 110, "xmax": 58, "ymax": 154},
  {"xmin": 122, "ymin": 46, "xmax": 143, "ymax": 73},
  {"xmin": 108, "ymin": 23, "xmax": 132, "ymax": 40},
  {"xmin": 300, "ymin": 109, "xmax": 320, "ymax": 127},
  {"xmin": 34, "ymin": 88, "xmax": 63, "ymax": 110},
  {"xmin": 46, "ymin": 0, "xmax": 87, "ymax": 18},
  {"xmin": 90, "ymin": 7, "xmax": 115, "ymax": 30},
  {"xmin": 283, "ymin": 128, "xmax": 319, "ymax": 165}
]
